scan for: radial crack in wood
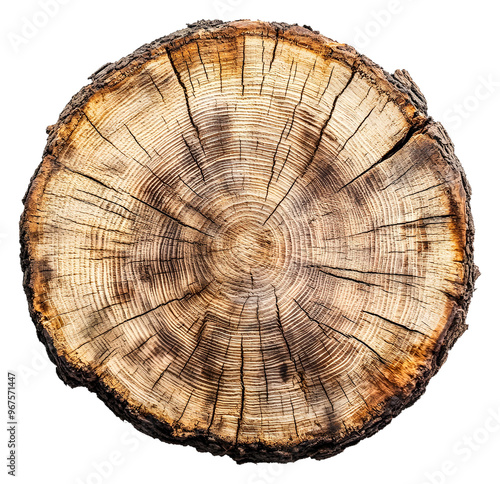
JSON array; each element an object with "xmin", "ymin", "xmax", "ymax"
[{"xmin": 20, "ymin": 20, "xmax": 477, "ymax": 463}]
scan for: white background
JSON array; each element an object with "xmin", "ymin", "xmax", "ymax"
[{"xmin": 1, "ymin": 1, "xmax": 499, "ymax": 483}]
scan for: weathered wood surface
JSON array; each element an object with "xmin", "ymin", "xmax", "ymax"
[{"xmin": 20, "ymin": 20, "xmax": 477, "ymax": 463}]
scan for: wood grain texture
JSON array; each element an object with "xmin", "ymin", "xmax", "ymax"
[{"xmin": 20, "ymin": 20, "xmax": 477, "ymax": 463}]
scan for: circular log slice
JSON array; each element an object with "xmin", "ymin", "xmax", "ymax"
[{"xmin": 20, "ymin": 20, "xmax": 477, "ymax": 463}]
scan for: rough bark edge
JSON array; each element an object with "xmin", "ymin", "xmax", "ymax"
[{"xmin": 19, "ymin": 20, "xmax": 477, "ymax": 464}]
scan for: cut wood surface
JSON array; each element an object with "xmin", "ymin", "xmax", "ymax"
[{"xmin": 20, "ymin": 20, "xmax": 477, "ymax": 463}]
